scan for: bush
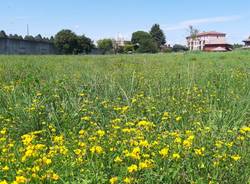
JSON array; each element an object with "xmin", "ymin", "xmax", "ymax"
[{"xmin": 172, "ymin": 44, "xmax": 188, "ymax": 52}]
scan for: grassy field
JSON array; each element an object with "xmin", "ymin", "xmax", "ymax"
[{"xmin": 0, "ymin": 51, "xmax": 249, "ymax": 184}]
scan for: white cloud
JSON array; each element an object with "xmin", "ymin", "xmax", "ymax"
[
  {"xmin": 164, "ymin": 15, "xmax": 242, "ymax": 31},
  {"xmin": 74, "ymin": 25, "xmax": 80, "ymax": 29}
]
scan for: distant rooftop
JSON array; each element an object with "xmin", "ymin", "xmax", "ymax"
[
  {"xmin": 243, "ymin": 38, "xmax": 250, "ymax": 42},
  {"xmin": 187, "ymin": 31, "xmax": 226, "ymax": 38}
]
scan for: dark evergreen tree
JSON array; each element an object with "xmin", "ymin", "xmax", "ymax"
[
  {"xmin": 24, "ymin": 35, "xmax": 35, "ymax": 41},
  {"xmin": 35, "ymin": 34, "xmax": 43, "ymax": 41},
  {"xmin": 0, "ymin": 30, "xmax": 7, "ymax": 38},
  {"xmin": 150, "ymin": 24, "xmax": 166, "ymax": 48}
]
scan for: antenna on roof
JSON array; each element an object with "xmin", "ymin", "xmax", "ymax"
[{"xmin": 27, "ymin": 24, "xmax": 29, "ymax": 36}]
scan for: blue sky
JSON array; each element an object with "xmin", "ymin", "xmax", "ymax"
[{"xmin": 1, "ymin": 0, "xmax": 250, "ymax": 44}]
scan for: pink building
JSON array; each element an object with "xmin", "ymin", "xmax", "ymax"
[{"xmin": 186, "ymin": 31, "xmax": 232, "ymax": 52}]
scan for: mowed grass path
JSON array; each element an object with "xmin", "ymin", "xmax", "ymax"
[{"xmin": 0, "ymin": 51, "xmax": 249, "ymax": 183}]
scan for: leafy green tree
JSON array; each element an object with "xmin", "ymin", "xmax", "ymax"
[
  {"xmin": 131, "ymin": 31, "xmax": 158, "ymax": 53},
  {"xmin": 97, "ymin": 39, "xmax": 113, "ymax": 54},
  {"xmin": 124, "ymin": 44, "xmax": 134, "ymax": 53},
  {"xmin": 54, "ymin": 29, "xmax": 79, "ymax": 54},
  {"xmin": 0, "ymin": 30, "xmax": 7, "ymax": 38},
  {"xmin": 77, "ymin": 35, "xmax": 95, "ymax": 54},
  {"xmin": 137, "ymin": 38, "xmax": 158, "ymax": 53},
  {"xmin": 131, "ymin": 31, "xmax": 151, "ymax": 45},
  {"xmin": 150, "ymin": 24, "xmax": 166, "ymax": 48}
]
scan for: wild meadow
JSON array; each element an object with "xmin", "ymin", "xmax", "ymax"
[{"xmin": 0, "ymin": 51, "xmax": 249, "ymax": 184}]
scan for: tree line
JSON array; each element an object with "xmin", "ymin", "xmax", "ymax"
[
  {"xmin": 0, "ymin": 30, "xmax": 53, "ymax": 43},
  {"xmin": 0, "ymin": 24, "xmax": 189, "ymax": 55}
]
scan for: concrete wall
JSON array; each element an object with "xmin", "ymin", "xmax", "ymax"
[{"xmin": 0, "ymin": 38, "xmax": 56, "ymax": 55}]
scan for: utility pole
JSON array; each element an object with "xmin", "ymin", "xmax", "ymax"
[{"xmin": 27, "ymin": 24, "xmax": 29, "ymax": 36}]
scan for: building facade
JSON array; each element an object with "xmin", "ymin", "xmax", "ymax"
[
  {"xmin": 0, "ymin": 38, "xmax": 56, "ymax": 55},
  {"xmin": 186, "ymin": 31, "xmax": 232, "ymax": 52}
]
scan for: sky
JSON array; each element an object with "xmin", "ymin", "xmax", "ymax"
[{"xmin": 1, "ymin": 0, "xmax": 250, "ymax": 45}]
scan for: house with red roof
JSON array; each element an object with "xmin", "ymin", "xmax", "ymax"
[{"xmin": 186, "ymin": 31, "xmax": 232, "ymax": 52}]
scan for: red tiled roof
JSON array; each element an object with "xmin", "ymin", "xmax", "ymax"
[
  {"xmin": 187, "ymin": 31, "xmax": 226, "ymax": 38},
  {"xmin": 196, "ymin": 31, "xmax": 226, "ymax": 36}
]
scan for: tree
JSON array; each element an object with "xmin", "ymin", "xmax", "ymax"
[
  {"xmin": 150, "ymin": 24, "xmax": 166, "ymax": 48},
  {"xmin": 137, "ymin": 38, "xmax": 158, "ymax": 53},
  {"xmin": 97, "ymin": 39, "xmax": 113, "ymax": 54},
  {"xmin": 233, "ymin": 44, "xmax": 243, "ymax": 49},
  {"xmin": 77, "ymin": 35, "xmax": 95, "ymax": 54},
  {"xmin": 54, "ymin": 29, "xmax": 79, "ymax": 54},
  {"xmin": 50, "ymin": 36, "xmax": 55, "ymax": 42},
  {"xmin": 188, "ymin": 25, "xmax": 199, "ymax": 39},
  {"xmin": 172, "ymin": 44, "xmax": 188, "ymax": 52},
  {"xmin": 24, "ymin": 35, "xmax": 35, "ymax": 41},
  {"xmin": 35, "ymin": 34, "xmax": 43, "ymax": 41},
  {"xmin": 131, "ymin": 31, "xmax": 158, "ymax": 53},
  {"xmin": 124, "ymin": 44, "xmax": 134, "ymax": 53},
  {"xmin": 131, "ymin": 31, "xmax": 151, "ymax": 45},
  {"xmin": 18, "ymin": 35, "xmax": 23, "ymax": 40},
  {"xmin": 0, "ymin": 30, "xmax": 7, "ymax": 38}
]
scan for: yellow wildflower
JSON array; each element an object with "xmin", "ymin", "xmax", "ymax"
[
  {"xmin": 123, "ymin": 177, "xmax": 133, "ymax": 183},
  {"xmin": 81, "ymin": 116, "xmax": 90, "ymax": 121},
  {"xmin": 2, "ymin": 165, "xmax": 9, "ymax": 171},
  {"xmin": 0, "ymin": 180, "xmax": 8, "ymax": 184},
  {"xmin": 162, "ymin": 112, "xmax": 170, "ymax": 120},
  {"xmin": 127, "ymin": 164, "xmax": 138, "ymax": 173},
  {"xmin": 231, "ymin": 155, "xmax": 241, "ymax": 161},
  {"xmin": 79, "ymin": 130, "xmax": 85, "ymax": 135},
  {"xmin": 109, "ymin": 177, "xmax": 118, "ymax": 184},
  {"xmin": 183, "ymin": 139, "xmax": 192, "ymax": 148},
  {"xmin": 239, "ymin": 126, "xmax": 250, "ymax": 134},
  {"xmin": 172, "ymin": 153, "xmax": 181, "ymax": 160},
  {"xmin": 114, "ymin": 156, "xmax": 123, "ymax": 163},
  {"xmin": 139, "ymin": 160, "xmax": 153, "ymax": 170},
  {"xmin": 42, "ymin": 157, "xmax": 52, "ymax": 165},
  {"xmin": 159, "ymin": 147, "xmax": 169, "ymax": 158},
  {"xmin": 51, "ymin": 173, "xmax": 59, "ymax": 180},
  {"xmin": 174, "ymin": 137, "xmax": 182, "ymax": 144},
  {"xmin": 90, "ymin": 145, "xmax": 104, "ymax": 154},
  {"xmin": 15, "ymin": 176, "xmax": 27, "ymax": 183},
  {"xmin": 74, "ymin": 149, "xmax": 82, "ymax": 155},
  {"xmin": 0, "ymin": 128, "xmax": 7, "ymax": 135},
  {"xmin": 194, "ymin": 147, "xmax": 205, "ymax": 156},
  {"xmin": 139, "ymin": 140, "xmax": 149, "ymax": 147},
  {"xmin": 97, "ymin": 130, "xmax": 105, "ymax": 137},
  {"xmin": 175, "ymin": 116, "xmax": 182, "ymax": 122}
]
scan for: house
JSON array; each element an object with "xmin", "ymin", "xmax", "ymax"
[
  {"xmin": 186, "ymin": 31, "xmax": 232, "ymax": 52},
  {"xmin": 242, "ymin": 37, "xmax": 250, "ymax": 48}
]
